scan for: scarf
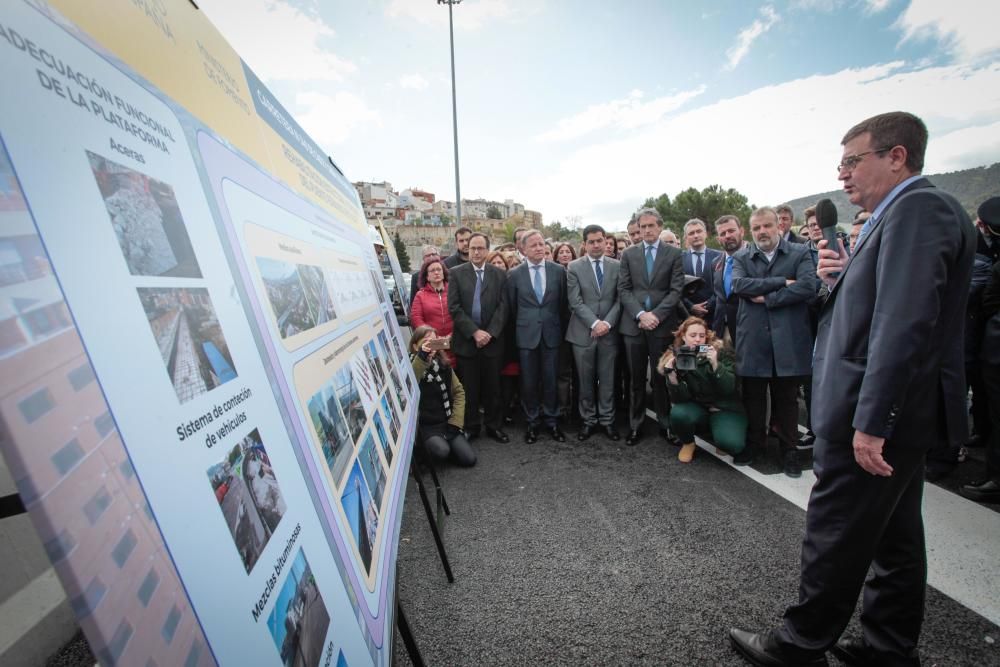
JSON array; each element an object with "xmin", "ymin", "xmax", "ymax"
[{"xmin": 414, "ymin": 353, "xmax": 451, "ymax": 418}]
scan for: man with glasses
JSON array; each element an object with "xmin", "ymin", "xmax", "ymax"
[{"xmin": 730, "ymin": 112, "xmax": 975, "ymax": 666}]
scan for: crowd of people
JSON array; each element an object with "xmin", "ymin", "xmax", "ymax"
[{"xmin": 407, "ymin": 189, "xmax": 1000, "ymax": 494}]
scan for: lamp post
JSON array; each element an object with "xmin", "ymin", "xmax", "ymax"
[{"xmin": 438, "ymin": 0, "xmax": 462, "ymax": 226}]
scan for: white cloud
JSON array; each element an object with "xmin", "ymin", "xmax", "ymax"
[
  {"xmin": 725, "ymin": 5, "xmax": 780, "ymax": 70},
  {"xmin": 399, "ymin": 73, "xmax": 429, "ymax": 90},
  {"xmin": 895, "ymin": 0, "xmax": 1000, "ymax": 62},
  {"xmin": 294, "ymin": 91, "xmax": 382, "ymax": 147},
  {"xmin": 385, "ymin": 0, "xmax": 516, "ymax": 30},
  {"xmin": 535, "ymin": 87, "xmax": 707, "ymax": 143},
  {"xmin": 517, "ymin": 61, "xmax": 1000, "ymax": 231},
  {"xmin": 200, "ymin": 0, "xmax": 356, "ymax": 82},
  {"xmin": 861, "ymin": 0, "xmax": 892, "ymax": 12}
]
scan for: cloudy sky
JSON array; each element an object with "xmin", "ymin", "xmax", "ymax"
[{"xmin": 200, "ymin": 0, "xmax": 1000, "ymax": 229}]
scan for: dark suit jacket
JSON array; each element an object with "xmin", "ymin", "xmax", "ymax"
[
  {"xmin": 447, "ymin": 262, "xmax": 508, "ymax": 358},
  {"xmin": 506, "ymin": 260, "xmax": 567, "ymax": 349},
  {"xmin": 683, "ymin": 247, "xmax": 721, "ymax": 321},
  {"xmin": 617, "ymin": 241, "xmax": 685, "ymax": 338},
  {"xmin": 711, "ymin": 253, "xmax": 740, "ymax": 342},
  {"xmin": 812, "ymin": 177, "xmax": 975, "ymax": 446},
  {"xmin": 443, "ymin": 252, "xmax": 467, "ymax": 269}
]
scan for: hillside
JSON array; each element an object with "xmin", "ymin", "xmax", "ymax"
[{"xmin": 784, "ymin": 163, "xmax": 1000, "ymax": 226}]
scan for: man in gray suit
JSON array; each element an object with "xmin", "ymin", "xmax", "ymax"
[
  {"xmin": 730, "ymin": 113, "xmax": 975, "ymax": 666},
  {"xmin": 567, "ymin": 224, "xmax": 621, "ymax": 441},
  {"xmin": 618, "ymin": 207, "xmax": 685, "ymax": 447}
]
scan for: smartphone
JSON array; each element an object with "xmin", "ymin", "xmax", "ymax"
[{"xmin": 428, "ymin": 337, "xmax": 451, "ymax": 350}]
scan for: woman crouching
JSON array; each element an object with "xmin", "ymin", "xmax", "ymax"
[
  {"xmin": 658, "ymin": 317, "xmax": 746, "ymax": 463},
  {"xmin": 409, "ymin": 325, "xmax": 477, "ymax": 467}
]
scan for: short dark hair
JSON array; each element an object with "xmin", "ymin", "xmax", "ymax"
[
  {"xmin": 418, "ymin": 257, "xmax": 449, "ymax": 286},
  {"xmin": 468, "ymin": 232, "xmax": 490, "ymax": 249},
  {"xmin": 635, "ymin": 207, "xmax": 663, "ymax": 226},
  {"xmin": 582, "ymin": 224, "xmax": 606, "ymax": 240},
  {"xmin": 774, "ymin": 204, "xmax": 793, "ymax": 219},
  {"xmin": 841, "ymin": 111, "xmax": 927, "ymax": 173},
  {"xmin": 513, "ymin": 226, "xmax": 529, "ymax": 239},
  {"xmin": 714, "ymin": 214, "xmax": 740, "ymax": 229},
  {"xmin": 627, "ymin": 214, "xmax": 639, "ymax": 228},
  {"xmin": 454, "ymin": 226, "xmax": 473, "ymax": 239}
]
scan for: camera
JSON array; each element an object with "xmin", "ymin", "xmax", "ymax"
[
  {"xmin": 427, "ymin": 337, "xmax": 451, "ymax": 350},
  {"xmin": 674, "ymin": 344, "xmax": 712, "ymax": 371}
]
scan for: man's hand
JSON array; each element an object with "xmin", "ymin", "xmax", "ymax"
[
  {"xmin": 750, "ymin": 295, "xmax": 765, "ymax": 304},
  {"xmin": 591, "ymin": 321, "xmax": 610, "ymax": 338},
  {"xmin": 817, "ymin": 239, "xmax": 848, "ymax": 287},
  {"xmin": 853, "ymin": 430, "xmax": 893, "ymax": 476},
  {"xmin": 691, "ymin": 301, "xmax": 708, "ymax": 316},
  {"xmin": 472, "ymin": 330, "xmax": 492, "ymax": 348},
  {"xmin": 638, "ymin": 312, "xmax": 659, "ymax": 330},
  {"xmin": 785, "ymin": 279, "xmax": 796, "ymax": 286}
]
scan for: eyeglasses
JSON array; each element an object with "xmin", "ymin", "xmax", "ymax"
[{"xmin": 837, "ymin": 147, "xmax": 893, "ymax": 172}]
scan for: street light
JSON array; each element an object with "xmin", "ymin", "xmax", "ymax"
[{"xmin": 438, "ymin": 0, "xmax": 462, "ymax": 226}]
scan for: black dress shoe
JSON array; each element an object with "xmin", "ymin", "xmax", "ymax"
[
  {"xmin": 625, "ymin": 429, "xmax": 642, "ymax": 447},
  {"xmin": 503, "ymin": 415, "xmax": 514, "ymax": 425},
  {"xmin": 525, "ymin": 428, "xmax": 538, "ymax": 444},
  {"xmin": 577, "ymin": 425, "xmax": 594, "ymax": 441},
  {"xmin": 485, "ymin": 427, "xmax": 510, "ymax": 443},
  {"xmin": 549, "ymin": 427, "xmax": 566, "ymax": 442},
  {"xmin": 830, "ymin": 637, "xmax": 875, "ymax": 666},
  {"xmin": 798, "ymin": 432, "xmax": 816, "ymax": 447},
  {"xmin": 783, "ymin": 451, "xmax": 802, "ymax": 478},
  {"xmin": 659, "ymin": 427, "xmax": 679, "ymax": 446},
  {"xmin": 959, "ymin": 478, "xmax": 1000, "ymax": 503},
  {"xmin": 729, "ymin": 629, "xmax": 827, "ymax": 666},
  {"xmin": 604, "ymin": 425, "xmax": 621, "ymax": 441},
  {"xmin": 733, "ymin": 448, "xmax": 754, "ymax": 466}
]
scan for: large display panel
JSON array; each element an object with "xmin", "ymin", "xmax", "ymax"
[{"xmin": 0, "ymin": 2, "xmax": 417, "ymax": 665}]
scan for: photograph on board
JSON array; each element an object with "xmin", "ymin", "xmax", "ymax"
[
  {"xmin": 307, "ymin": 383, "xmax": 355, "ymax": 488},
  {"xmin": 298, "ymin": 263, "xmax": 337, "ymax": 326},
  {"xmin": 87, "ymin": 150, "xmax": 201, "ymax": 278},
  {"xmin": 206, "ymin": 429, "xmax": 287, "ymax": 573},
  {"xmin": 376, "ymin": 330, "xmax": 395, "ymax": 373},
  {"xmin": 357, "ymin": 432, "xmax": 386, "ymax": 509},
  {"xmin": 256, "ymin": 257, "xmax": 337, "ymax": 340},
  {"xmin": 381, "ymin": 397, "xmax": 399, "ymax": 444},
  {"xmin": 341, "ymin": 460, "xmax": 379, "ymax": 573},
  {"xmin": 389, "ymin": 367, "xmax": 407, "ymax": 413},
  {"xmin": 266, "ymin": 549, "xmax": 330, "ymax": 667},
  {"xmin": 372, "ymin": 411, "xmax": 392, "ymax": 467},
  {"xmin": 137, "ymin": 287, "xmax": 237, "ymax": 403},
  {"xmin": 369, "ymin": 268, "xmax": 386, "ymax": 303},
  {"xmin": 333, "ymin": 363, "xmax": 366, "ymax": 445},
  {"xmin": 364, "ymin": 339, "xmax": 386, "ymax": 389}
]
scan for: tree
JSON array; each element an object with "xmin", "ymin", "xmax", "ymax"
[
  {"xmin": 542, "ymin": 220, "xmax": 581, "ymax": 242},
  {"xmin": 670, "ymin": 185, "xmax": 753, "ymax": 235},
  {"xmin": 392, "ymin": 232, "xmax": 411, "ymax": 272},
  {"xmin": 642, "ymin": 193, "xmax": 673, "ymax": 224},
  {"xmin": 486, "ymin": 205, "xmax": 503, "ymax": 219}
]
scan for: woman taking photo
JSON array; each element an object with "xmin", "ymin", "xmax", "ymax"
[
  {"xmin": 409, "ymin": 257, "xmax": 455, "ymax": 366},
  {"xmin": 410, "ymin": 326, "xmax": 476, "ymax": 467},
  {"xmin": 658, "ymin": 317, "xmax": 746, "ymax": 463}
]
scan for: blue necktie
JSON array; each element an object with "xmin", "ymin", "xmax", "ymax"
[
  {"xmin": 856, "ymin": 215, "xmax": 875, "ymax": 246},
  {"xmin": 724, "ymin": 255, "xmax": 733, "ymax": 298},
  {"xmin": 644, "ymin": 245, "xmax": 654, "ymax": 310},
  {"xmin": 472, "ymin": 269, "xmax": 483, "ymax": 326},
  {"xmin": 532, "ymin": 265, "xmax": 544, "ymax": 303},
  {"xmin": 594, "ymin": 259, "xmax": 604, "ymax": 289}
]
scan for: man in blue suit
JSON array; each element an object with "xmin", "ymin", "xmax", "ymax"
[
  {"xmin": 507, "ymin": 230, "xmax": 568, "ymax": 443},
  {"xmin": 681, "ymin": 218, "xmax": 721, "ymax": 322},
  {"xmin": 730, "ymin": 112, "xmax": 976, "ymax": 666}
]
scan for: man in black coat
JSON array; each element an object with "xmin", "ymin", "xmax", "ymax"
[
  {"xmin": 443, "ymin": 226, "xmax": 472, "ymax": 269},
  {"xmin": 448, "ymin": 232, "xmax": 509, "ymax": 442},
  {"xmin": 775, "ymin": 204, "xmax": 805, "ymax": 244},
  {"xmin": 681, "ymin": 218, "xmax": 721, "ymax": 323},
  {"xmin": 711, "ymin": 214, "xmax": 748, "ymax": 344},
  {"xmin": 506, "ymin": 230, "xmax": 568, "ymax": 442},
  {"xmin": 730, "ymin": 112, "xmax": 976, "ymax": 667}
]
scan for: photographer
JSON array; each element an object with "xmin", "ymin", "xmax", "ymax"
[
  {"xmin": 409, "ymin": 325, "xmax": 477, "ymax": 467},
  {"xmin": 657, "ymin": 317, "xmax": 747, "ymax": 463}
]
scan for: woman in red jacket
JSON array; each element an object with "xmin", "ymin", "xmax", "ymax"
[{"xmin": 409, "ymin": 257, "xmax": 455, "ymax": 366}]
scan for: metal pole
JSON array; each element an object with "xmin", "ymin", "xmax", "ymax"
[{"xmin": 446, "ymin": 1, "xmax": 462, "ymax": 225}]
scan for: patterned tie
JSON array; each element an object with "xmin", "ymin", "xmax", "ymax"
[
  {"xmin": 594, "ymin": 259, "xmax": 604, "ymax": 289},
  {"xmin": 644, "ymin": 245, "xmax": 654, "ymax": 310},
  {"xmin": 724, "ymin": 255, "xmax": 733, "ymax": 298},
  {"xmin": 472, "ymin": 269, "xmax": 483, "ymax": 326},
  {"xmin": 695, "ymin": 251, "xmax": 703, "ymax": 276},
  {"xmin": 532, "ymin": 265, "xmax": 544, "ymax": 303}
]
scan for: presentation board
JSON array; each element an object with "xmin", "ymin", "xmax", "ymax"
[{"xmin": 0, "ymin": 2, "xmax": 418, "ymax": 665}]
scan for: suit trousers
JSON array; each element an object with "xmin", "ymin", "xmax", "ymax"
[
  {"xmin": 456, "ymin": 352, "xmax": 503, "ymax": 432},
  {"xmin": 741, "ymin": 375, "xmax": 801, "ymax": 454},
  {"xmin": 519, "ymin": 344, "xmax": 560, "ymax": 429},
  {"xmin": 572, "ymin": 339, "xmax": 617, "ymax": 427},
  {"xmin": 982, "ymin": 361, "xmax": 1000, "ymax": 480},
  {"xmin": 623, "ymin": 331, "xmax": 670, "ymax": 431},
  {"xmin": 775, "ymin": 437, "xmax": 927, "ymax": 665}
]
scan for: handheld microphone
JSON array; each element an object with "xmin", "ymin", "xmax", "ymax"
[{"xmin": 815, "ymin": 198, "xmax": 841, "ymax": 279}]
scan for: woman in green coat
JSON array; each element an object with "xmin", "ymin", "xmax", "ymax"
[{"xmin": 657, "ymin": 317, "xmax": 746, "ymax": 463}]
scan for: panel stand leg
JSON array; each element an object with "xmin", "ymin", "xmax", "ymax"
[{"xmin": 411, "ymin": 462, "xmax": 455, "ymax": 583}]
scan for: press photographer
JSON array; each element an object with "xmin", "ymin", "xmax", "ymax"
[{"xmin": 657, "ymin": 317, "xmax": 747, "ymax": 464}]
